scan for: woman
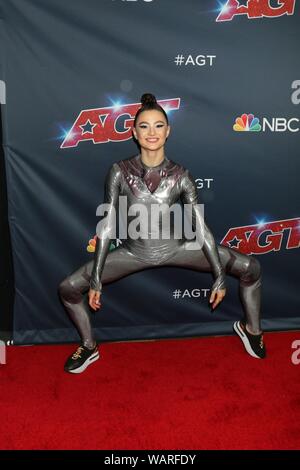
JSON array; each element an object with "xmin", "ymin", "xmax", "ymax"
[{"xmin": 58, "ymin": 93, "xmax": 266, "ymax": 374}]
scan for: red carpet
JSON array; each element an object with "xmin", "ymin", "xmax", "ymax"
[{"xmin": 0, "ymin": 331, "xmax": 300, "ymax": 450}]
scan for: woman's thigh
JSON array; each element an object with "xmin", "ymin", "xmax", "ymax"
[{"xmin": 162, "ymin": 240, "xmax": 251, "ymax": 279}]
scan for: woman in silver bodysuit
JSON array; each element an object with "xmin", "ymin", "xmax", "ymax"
[{"xmin": 58, "ymin": 93, "xmax": 266, "ymax": 374}]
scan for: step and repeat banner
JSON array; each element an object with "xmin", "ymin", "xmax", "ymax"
[{"xmin": 0, "ymin": 0, "xmax": 299, "ymax": 344}]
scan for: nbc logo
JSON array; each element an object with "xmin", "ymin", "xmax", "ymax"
[
  {"xmin": 233, "ymin": 113, "xmax": 300, "ymax": 133},
  {"xmin": 86, "ymin": 235, "xmax": 117, "ymax": 253},
  {"xmin": 233, "ymin": 113, "xmax": 261, "ymax": 132}
]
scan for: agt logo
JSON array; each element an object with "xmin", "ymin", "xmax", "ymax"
[
  {"xmin": 60, "ymin": 98, "xmax": 180, "ymax": 148},
  {"xmin": 233, "ymin": 113, "xmax": 300, "ymax": 132},
  {"xmin": 216, "ymin": 0, "xmax": 296, "ymax": 22},
  {"xmin": 221, "ymin": 217, "xmax": 300, "ymax": 255}
]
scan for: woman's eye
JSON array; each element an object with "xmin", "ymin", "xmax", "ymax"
[{"xmin": 139, "ymin": 124, "xmax": 164, "ymax": 129}]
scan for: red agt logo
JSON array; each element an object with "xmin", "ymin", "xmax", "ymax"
[
  {"xmin": 221, "ymin": 218, "xmax": 300, "ymax": 255},
  {"xmin": 61, "ymin": 98, "xmax": 181, "ymax": 148},
  {"xmin": 216, "ymin": 0, "xmax": 296, "ymax": 22}
]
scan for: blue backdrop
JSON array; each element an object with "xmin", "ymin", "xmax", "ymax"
[{"xmin": 0, "ymin": 0, "xmax": 299, "ymax": 344}]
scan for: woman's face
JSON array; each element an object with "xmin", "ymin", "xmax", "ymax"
[{"xmin": 133, "ymin": 109, "xmax": 170, "ymax": 152}]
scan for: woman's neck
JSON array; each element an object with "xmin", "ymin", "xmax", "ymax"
[{"xmin": 140, "ymin": 149, "xmax": 165, "ymax": 168}]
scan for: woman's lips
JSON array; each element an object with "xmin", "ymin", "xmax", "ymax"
[{"xmin": 146, "ymin": 138, "xmax": 159, "ymax": 142}]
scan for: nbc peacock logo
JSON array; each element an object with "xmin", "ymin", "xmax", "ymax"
[
  {"xmin": 86, "ymin": 235, "xmax": 116, "ymax": 253},
  {"xmin": 233, "ymin": 113, "xmax": 261, "ymax": 132}
]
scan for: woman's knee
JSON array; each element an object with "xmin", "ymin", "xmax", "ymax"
[
  {"xmin": 241, "ymin": 256, "xmax": 261, "ymax": 284},
  {"xmin": 58, "ymin": 277, "xmax": 83, "ymax": 304}
]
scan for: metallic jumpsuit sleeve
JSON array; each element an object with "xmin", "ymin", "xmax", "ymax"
[
  {"xmin": 89, "ymin": 163, "xmax": 122, "ymax": 292},
  {"xmin": 180, "ymin": 169, "xmax": 226, "ymax": 291}
]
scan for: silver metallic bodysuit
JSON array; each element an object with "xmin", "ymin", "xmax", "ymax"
[{"xmin": 59, "ymin": 154, "xmax": 262, "ymax": 348}]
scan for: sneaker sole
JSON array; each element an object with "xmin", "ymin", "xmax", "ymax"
[
  {"xmin": 66, "ymin": 351, "xmax": 100, "ymax": 374},
  {"xmin": 233, "ymin": 321, "xmax": 262, "ymax": 359}
]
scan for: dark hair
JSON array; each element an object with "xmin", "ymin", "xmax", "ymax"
[{"xmin": 133, "ymin": 93, "xmax": 169, "ymax": 127}]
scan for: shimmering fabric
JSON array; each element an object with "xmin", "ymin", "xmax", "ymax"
[
  {"xmin": 58, "ymin": 153, "xmax": 263, "ymax": 347},
  {"xmin": 90, "ymin": 154, "xmax": 226, "ymax": 293}
]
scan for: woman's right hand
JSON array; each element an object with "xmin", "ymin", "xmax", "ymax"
[
  {"xmin": 209, "ymin": 288, "xmax": 226, "ymax": 311},
  {"xmin": 88, "ymin": 288, "xmax": 101, "ymax": 311}
]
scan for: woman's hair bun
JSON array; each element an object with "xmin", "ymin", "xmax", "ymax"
[
  {"xmin": 141, "ymin": 93, "xmax": 157, "ymax": 106},
  {"xmin": 133, "ymin": 92, "xmax": 169, "ymax": 127}
]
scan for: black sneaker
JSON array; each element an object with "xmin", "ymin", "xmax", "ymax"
[
  {"xmin": 64, "ymin": 344, "xmax": 100, "ymax": 373},
  {"xmin": 233, "ymin": 321, "xmax": 266, "ymax": 359}
]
